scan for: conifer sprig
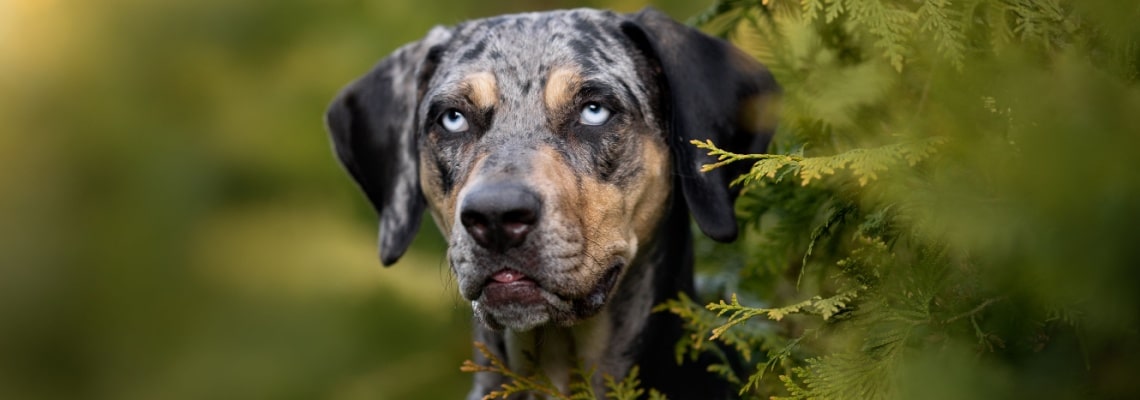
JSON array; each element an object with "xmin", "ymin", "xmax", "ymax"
[
  {"xmin": 692, "ymin": 138, "xmax": 947, "ymax": 188},
  {"xmin": 460, "ymin": 342, "xmax": 568, "ymax": 400},
  {"xmin": 460, "ymin": 342, "xmax": 665, "ymax": 400}
]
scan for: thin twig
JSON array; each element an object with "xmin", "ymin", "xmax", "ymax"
[{"xmin": 944, "ymin": 296, "xmax": 1006, "ymax": 324}]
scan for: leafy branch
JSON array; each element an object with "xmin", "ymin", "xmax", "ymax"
[
  {"xmin": 707, "ymin": 289, "xmax": 862, "ymax": 341},
  {"xmin": 460, "ymin": 342, "xmax": 665, "ymax": 400},
  {"xmin": 655, "ymin": 292, "xmax": 763, "ymax": 365},
  {"xmin": 460, "ymin": 342, "xmax": 568, "ymax": 400},
  {"xmin": 692, "ymin": 137, "xmax": 946, "ymax": 187}
]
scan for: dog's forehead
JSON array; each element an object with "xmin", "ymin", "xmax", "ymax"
[{"xmin": 431, "ymin": 9, "xmax": 641, "ymax": 92}]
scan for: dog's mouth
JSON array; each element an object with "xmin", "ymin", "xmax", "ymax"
[
  {"xmin": 477, "ymin": 260, "xmax": 625, "ymax": 320},
  {"xmin": 481, "ymin": 269, "xmax": 544, "ymax": 307}
]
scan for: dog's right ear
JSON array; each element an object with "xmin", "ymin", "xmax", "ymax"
[
  {"xmin": 325, "ymin": 27, "xmax": 452, "ymax": 266},
  {"xmin": 622, "ymin": 8, "xmax": 779, "ymax": 243}
]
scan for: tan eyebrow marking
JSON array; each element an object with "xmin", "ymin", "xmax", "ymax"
[
  {"xmin": 544, "ymin": 67, "xmax": 582, "ymax": 112},
  {"xmin": 463, "ymin": 71, "xmax": 498, "ymax": 109}
]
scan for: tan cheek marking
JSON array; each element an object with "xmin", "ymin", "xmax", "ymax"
[
  {"xmin": 418, "ymin": 156, "xmax": 447, "ymax": 234},
  {"xmin": 464, "ymin": 72, "xmax": 498, "ymax": 109},
  {"xmin": 572, "ymin": 134, "xmax": 673, "ymax": 275},
  {"xmin": 532, "ymin": 147, "xmax": 579, "ymax": 225},
  {"xmin": 578, "ymin": 178, "xmax": 627, "ymax": 261},
  {"xmin": 628, "ymin": 136, "xmax": 671, "ymax": 243},
  {"xmin": 544, "ymin": 67, "xmax": 581, "ymax": 113},
  {"xmin": 530, "ymin": 139, "xmax": 670, "ymax": 297},
  {"xmin": 530, "ymin": 148, "xmax": 604, "ymax": 293},
  {"xmin": 531, "ymin": 147, "xmax": 628, "ymax": 287}
]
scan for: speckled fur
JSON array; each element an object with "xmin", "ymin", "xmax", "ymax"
[{"xmin": 326, "ymin": 7, "xmax": 779, "ymax": 399}]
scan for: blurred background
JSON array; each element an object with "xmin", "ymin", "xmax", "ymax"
[{"xmin": 0, "ymin": 0, "xmax": 709, "ymax": 398}]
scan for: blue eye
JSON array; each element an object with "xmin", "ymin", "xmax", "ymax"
[
  {"xmin": 579, "ymin": 102, "xmax": 611, "ymax": 126},
  {"xmin": 441, "ymin": 110, "xmax": 469, "ymax": 133}
]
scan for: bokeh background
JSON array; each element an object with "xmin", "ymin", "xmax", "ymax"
[{"xmin": 0, "ymin": 1, "xmax": 709, "ymax": 398}]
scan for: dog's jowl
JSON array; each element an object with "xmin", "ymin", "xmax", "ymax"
[{"xmin": 326, "ymin": 7, "xmax": 778, "ymax": 399}]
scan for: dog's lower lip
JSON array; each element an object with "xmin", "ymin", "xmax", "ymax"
[
  {"xmin": 482, "ymin": 279, "xmax": 543, "ymax": 306},
  {"xmin": 481, "ymin": 269, "xmax": 542, "ymax": 306}
]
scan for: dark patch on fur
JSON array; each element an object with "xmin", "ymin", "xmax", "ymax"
[
  {"xmin": 617, "ymin": 81, "xmax": 641, "ymax": 114},
  {"xmin": 568, "ymin": 39, "xmax": 598, "ymax": 71},
  {"xmin": 434, "ymin": 152, "xmax": 455, "ymax": 194},
  {"xmin": 460, "ymin": 40, "xmax": 487, "ymax": 62},
  {"xmin": 596, "ymin": 49, "xmax": 614, "ymax": 65},
  {"xmin": 596, "ymin": 145, "xmax": 620, "ymax": 182}
]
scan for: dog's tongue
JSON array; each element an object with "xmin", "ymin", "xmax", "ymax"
[{"xmin": 491, "ymin": 269, "xmax": 527, "ymax": 283}]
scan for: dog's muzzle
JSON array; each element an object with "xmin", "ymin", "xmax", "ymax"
[{"xmin": 453, "ymin": 183, "xmax": 624, "ymax": 330}]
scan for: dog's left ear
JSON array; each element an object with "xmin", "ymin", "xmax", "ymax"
[
  {"xmin": 326, "ymin": 27, "xmax": 452, "ymax": 266},
  {"xmin": 622, "ymin": 8, "xmax": 779, "ymax": 242}
]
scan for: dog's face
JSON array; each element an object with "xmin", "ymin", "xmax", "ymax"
[
  {"xmin": 418, "ymin": 12, "xmax": 671, "ymax": 331},
  {"xmin": 327, "ymin": 8, "xmax": 777, "ymax": 332}
]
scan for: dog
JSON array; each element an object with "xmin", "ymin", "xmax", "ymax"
[{"xmin": 325, "ymin": 7, "xmax": 777, "ymax": 399}]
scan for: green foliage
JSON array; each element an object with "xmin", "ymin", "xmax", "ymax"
[
  {"xmin": 694, "ymin": 137, "xmax": 946, "ymax": 188},
  {"xmin": 708, "ymin": 289, "xmax": 861, "ymax": 332},
  {"xmin": 461, "ymin": 342, "xmax": 566, "ymax": 399},
  {"xmin": 656, "ymin": 292, "xmax": 766, "ymax": 371},
  {"xmin": 667, "ymin": 0, "xmax": 1140, "ymax": 399},
  {"xmin": 460, "ymin": 343, "xmax": 666, "ymax": 400},
  {"xmin": 604, "ymin": 366, "xmax": 668, "ymax": 400}
]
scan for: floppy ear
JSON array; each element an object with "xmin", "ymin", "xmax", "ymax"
[
  {"xmin": 622, "ymin": 8, "xmax": 779, "ymax": 242},
  {"xmin": 325, "ymin": 27, "xmax": 452, "ymax": 266}
]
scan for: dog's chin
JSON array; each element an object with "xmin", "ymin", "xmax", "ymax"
[{"xmin": 471, "ymin": 261, "xmax": 624, "ymax": 332}]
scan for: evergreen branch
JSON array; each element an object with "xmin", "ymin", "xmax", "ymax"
[
  {"xmin": 654, "ymin": 292, "xmax": 716, "ymax": 362},
  {"xmin": 943, "ymin": 296, "xmax": 1007, "ymax": 324},
  {"xmin": 603, "ymin": 366, "xmax": 650, "ymax": 400},
  {"xmin": 707, "ymin": 363, "xmax": 743, "ymax": 385},
  {"xmin": 814, "ymin": 289, "xmax": 862, "ymax": 320},
  {"xmin": 678, "ymin": 1, "xmax": 1127, "ymax": 398},
  {"xmin": 691, "ymin": 139, "xmax": 792, "ymax": 173},
  {"xmin": 801, "ymin": 0, "xmax": 824, "ymax": 21},
  {"xmin": 823, "ymin": 0, "xmax": 845, "ymax": 23},
  {"xmin": 655, "ymin": 292, "xmax": 760, "ymax": 363},
  {"xmin": 847, "ymin": 0, "xmax": 917, "ymax": 71},
  {"xmin": 800, "ymin": 202, "xmax": 856, "ymax": 287},
  {"xmin": 569, "ymin": 365, "xmax": 600, "ymax": 400},
  {"xmin": 707, "ymin": 289, "xmax": 862, "ymax": 344},
  {"xmin": 772, "ymin": 370, "xmax": 813, "ymax": 400},
  {"xmin": 692, "ymin": 138, "xmax": 948, "ymax": 188},
  {"xmin": 461, "ymin": 342, "xmax": 569, "ymax": 400},
  {"xmin": 741, "ymin": 329, "xmax": 816, "ymax": 396},
  {"xmin": 917, "ymin": 0, "xmax": 967, "ymax": 70},
  {"xmin": 708, "ymin": 294, "xmax": 774, "ymax": 340},
  {"xmin": 462, "ymin": 343, "xmax": 665, "ymax": 400}
]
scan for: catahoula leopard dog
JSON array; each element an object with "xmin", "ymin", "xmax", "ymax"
[{"xmin": 326, "ymin": 7, "xmax": 777, "ymax": 399}]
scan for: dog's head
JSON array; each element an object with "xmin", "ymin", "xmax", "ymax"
[{"xmin": 327, "ymin": 8, "xmax": 777, "ymax": 331}]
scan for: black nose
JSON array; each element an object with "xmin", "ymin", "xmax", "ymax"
[{"xmin": 459, "ymin": 184, "xmax": 541, "ymax": 252}]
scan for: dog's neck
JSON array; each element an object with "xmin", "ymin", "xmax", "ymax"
[{"xmin": 501, "ymin": 311, "xmax": 612, "ymax": 395}]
